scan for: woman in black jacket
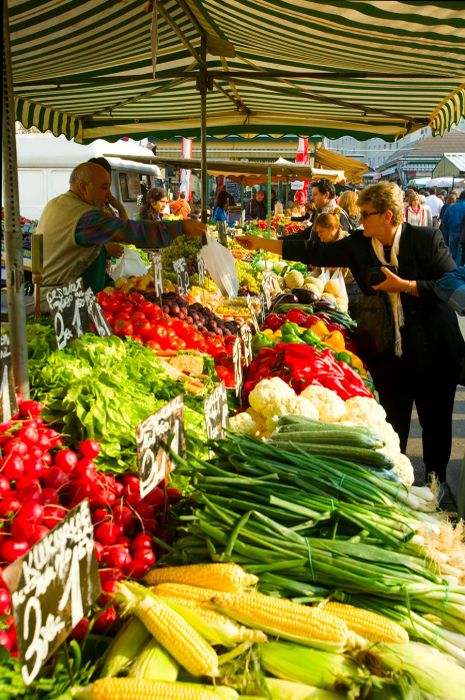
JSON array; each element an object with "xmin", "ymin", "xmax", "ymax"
[{"xmin": 238, "ymin": 182, "xmax": 464, "ymax": 486}]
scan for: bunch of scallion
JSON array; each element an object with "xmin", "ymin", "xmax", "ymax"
[{"xmin": 160, "ymin": 434, "xmax": 465, "ymax": 665}]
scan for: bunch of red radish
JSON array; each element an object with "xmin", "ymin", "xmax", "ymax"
[{"xmin": 0, "ymin": 397, "xmax": 180, "ymax": 651}]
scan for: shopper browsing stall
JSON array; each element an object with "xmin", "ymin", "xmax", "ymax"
[{"xmin": 237, "ymin": 181, "xmax": 464, "ymax": 487}]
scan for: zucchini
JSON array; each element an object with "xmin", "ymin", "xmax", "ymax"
[
  {"xmin": 270, "ymin": 429, "xmax": 384, "ymax": 450},
  {"xmin": 267, "ymin": 438, "xmax": 395, "ymax": 471}
]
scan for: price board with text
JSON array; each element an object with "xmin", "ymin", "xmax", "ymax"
[
  {"xmin": 84, "ymin": 288, "xmax": 112, "ymax": 337},
  {"xmin": 172, "ymin": 257, "xmax": 190, "ymax": 297},
  {"xmin": 150, "ymin": 251, "xmax": 164, "ymax": 301},
  {"xmin": 246, "ymin": 294, "xmax": 260, "ymax": 333},
  {"xmin": 232, "ymin": 336, "xmax": 243, "ymax": 398},
  {"xmin": 3, "ymin": 501, "xmax": 100, "ymax": 685},
  {"xmin": 203, "ymin": 382, "xmax": 229, "ymax": 443},
  {"xmin": 240, "ymin": 324, "xmax": 253, "ymax": 367},
  {"xmin": 46, "ymin": 279, "xmax": 90, "ymax": 349},
  {"xmin": 197, "ymin": 253, "xmax": 207, "ymax": 286},
  {"xmin": 136, "ymin": 396, "xmax": 185, "ymax": 499}
]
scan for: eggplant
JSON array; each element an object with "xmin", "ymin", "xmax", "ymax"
[
  {"xmin": 291, "ymin": 288, "xmax": 318, "ymax": 304},
  {"xmin": 313, "ymin": 298, "xmax": 336, "ymax": 310},
  {"xmin": 269, "ymin": 292, "xmax": 299, "ymax": 311}
]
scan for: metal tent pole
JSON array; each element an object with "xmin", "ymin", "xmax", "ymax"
[
  {"xmin": 199, "ymin": 35, "xmax": 208, "ymax": 225},
  {"xmin": 2, "ymin": 1, "xmax": 29, "ymax": 399}
]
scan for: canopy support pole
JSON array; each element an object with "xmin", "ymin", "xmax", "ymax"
[
  {"xmin": 267, "ymin": 166, "xmax": 272, "ymax": 235},
  {"xmin": 2, "ymin": 1, "xmax": 29, "ymax": 400},
  {"xmin": 199, "ymin": 34, "xmax": 208, "ymax": 224}
]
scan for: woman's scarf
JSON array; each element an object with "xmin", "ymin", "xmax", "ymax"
[{"xmin": 371, "ymin": 225, "xmax": 404, "ymax": 356}]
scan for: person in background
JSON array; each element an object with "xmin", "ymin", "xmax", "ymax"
[
  {"xmin": 211, "ymin": 190, "xmax": 234, "ymax": 226},
  {"xmin": 37, "ymin": 162, "xmax": 205, "ymax": 295},
  {"xmin": 189, "ymin": 206, "xmax": 202, "ymax": 220},
  {"xmin": 338, "ymin": 190, "xmax": 361, "ymax": 230},
  {"xmin": 169, "ymin": 191, "xmax": 191, "ymax": 218},
  {"xmin": 311, "ymin": 179, "xmax": 351, "ymax": 233},
  {"xmin": 424, "ymin": 186, "xmax": 443, "ymax": 227},
  {"xmin": 404, "ymin": 191, "xmax": 433, "ymax": 227},
  {"xmin": 441, "ymin": 190, "xmax": 465, "ymax": 266},
  {"xmin": 138, "ymin": 187, "xmax": 170, "ymax": 222},
  {"xmin": 245, "ymin": 189, "xmax": 267, "ymax": 221},
  {"xmin": 237, "ymin": 181, "xmax": 464, "ymax": 488},
  {"xmin": 439, "ymin": 192, "xmax": 457, "ymax": 224}
]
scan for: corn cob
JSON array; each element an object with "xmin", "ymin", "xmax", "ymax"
[
  {"xmin": 151, "ymin": 583, "xmax": 222, "ymax": 605},
  {"xmin": 144, "ymin": 563, "xmax": 258, "ymax": 592},
  {"xmin": 115, "ymin": 581, "xmax": 219, "ymax": 678},
  {"xmin": 160, "ymin": 595, "xmax": 268, "ymax": 646},
  {"xmin": 74, "ymin": 678, "xmax": 230, "ymax": 700},
  {"xmin": 320, "ymin": 601, "xmax": 409, "ymax": 644},
  {"xmin": 213, "ymin": 591, "xmax": 349, "ymax": 652},
  {"xmin": 99, "ymin": 617, "xmax": 149, "ymax": 677},
  {"xmin": 129, "ymin": 638, "xmax": 179, "ymax": 681}
]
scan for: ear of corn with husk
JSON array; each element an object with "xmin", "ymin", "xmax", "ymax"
[
  {"xmin": 212, "ymin": 591, "xmax": 349, "ymax": 652},
  {"xmin": 128, "ymin": 638, "xmax": 179, "ymax": 682},
  {"xmin": 73, "ymin": 678, "xmax": 236, "ymax": 700},
  {"xmin": 144, "ymin": 563, "xmax": 258, "ymax": 592},
  {"xmin": 115, "ymin": 580, "xmax": 219, "ymax": 678},
  {"xmin": 319, "ymin": 601, "xmax": 409, "ymax": 644}
]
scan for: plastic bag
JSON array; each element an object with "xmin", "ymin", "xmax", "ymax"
[
  {"xmin": 328, "ymin": 268, "xmax": 348, "ymax": 311},
  {"xmin": 110, "ymin": 247, "xmax": 147, "ymax": 280},
  {"xmin": 200, "ymin": 234, "xmax": 239, "ymax": 298}
]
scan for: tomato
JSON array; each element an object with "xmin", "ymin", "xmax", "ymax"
[
  {"xmin": 119, "ymin": 301, "xmax": 134, "ymax": 314},
  {"xmin": 139, "ymin": 301, "xmax": 156, "ymax": 314},
  {"xmin": 114, "ymin": 310, "xmax": 131, "ymax": 322},
  {"xmin": 127, "ymin": 292, "xmax": 145, "ymax": 306},
  {"xmin": 113, "ymin": 318, "xmax": 134, "ymax": 337}
]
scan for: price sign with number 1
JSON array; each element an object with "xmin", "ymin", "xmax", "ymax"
[
  {"xmin": 241, "ymin": 324, "xmax": 253, "ymax": 367},
  {"xmin": 3, "ymin": 501, "xmax": 100, "ymax": 685},
  {"xmin": 46, "ymin": 279, "xmax": 90, "ymax": 349},
  {"xmin": 197, "ymin": 253, "xmax": 207, "ymax": 286},
  {"xmin": 233, "ymin": 336, "xmax": 243, "ymax": 398}
]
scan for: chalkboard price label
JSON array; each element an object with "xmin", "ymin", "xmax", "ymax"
[
  {"xmin": 151, "ymin": 252, "xmax": 164, "ymax": 300},
  {"xmin": 3, "ymin": 500, "xmax": 100, "ymax": 685},
  {"xmin": 262, "ymin": 271, "xmax": 273, "ymax": 310},
  {"xmin": 46, "ymin": 279, "xmax": 90, "ymax": 349},
  {"xmin": 197, "ymin": 253, "xmax": 207, "ymax": 286},
  {"xmin": 246, "ymin": 294, "xmax": 260, "ymax": 333},
  {"xmin": 84, "ymin": 288, "xmax": 112, "ymax": 337},
  {"xmin": 173, "ymin": 257, "xmax": 190, "ymax": 297},
  {"xmin": 0, "ymin": 333, "xmax": 18, "ymax": 423},
  {"xmin": 240, "ymin": 324, "xmax": 253, "ymax": 367},
  {"xmin": 232, "ymin": 336, "xmax": 243, "ymax": 398},
  {"xmin": 136, "ymin": 395, "xmax": 185, "ymax": 499},
  {"xmin": 259, "ymin": 291, "xmax": 267, "ymax": 326},
  {"xmin": 203, "ymin": 382, "xmax": 228, "ymax": 443}
]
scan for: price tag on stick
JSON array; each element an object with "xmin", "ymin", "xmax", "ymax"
[
  {"xmin": 84, "ymin": 288, "xmax": 112, "ymax": 337},
  {"xmin": 3, "ymin": 501, "xmax": 100, "ymax": 685},
  {"xmin": 46, "ymin": 279, "xmax": 90, "ymax": 349},
  {"xmin": 136, "ymin": 395, "xmax": 185, "ymax": 499},
  {"xmin": 240, "ymin": 324, "xmax": 253, "ymax": 367},
  {"xmin": 262, "ymin": 271, "xmax": 273, "ymax": 310},
  {"xmin": 246, "ymin": 294, "xmax": 260, "ymax": 333},
  {"xmin": 203, "ymin": 381, "xmax": 229, "ymax": 444},
  {"xmin": 259, "ymin": 291, "xmax": 267, "ymax": 326},
  {"xmin": 151, "ymin": 251, "xmax": 164, "ymax": 301},
  {"xmin": 232, "ymin": 336, "xmax": 243, "ymax": 398},
  {"xmin": 173, "ymin": 257, "xmax": 190, "ymax": 297},
  {"xmin": 197, "ymin": 253, "xmax": 207, "ymax": 286},
  {"xmin": 0, "ymin": 333, "xmax": 18, "ymax": 423}
]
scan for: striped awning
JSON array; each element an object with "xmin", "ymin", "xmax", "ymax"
[{"xmin": 7, "ymin": 1, "xmax": 465, "ymax": 143}]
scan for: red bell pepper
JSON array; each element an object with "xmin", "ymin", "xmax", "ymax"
[{"xmin": 284, "ymin": 309, "xmax": 309, "ymax": 326}]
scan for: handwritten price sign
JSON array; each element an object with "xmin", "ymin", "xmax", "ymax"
[
  {"xmin": 1, "ymin": 333, "xmax": 18, "ymax": 423},
  {"xmin": 136, "ymin": 396, "xmax": 185, "ymax": 499},
  {"xmin": 173, "ymin": 257, "xmax": 190, "ymax": 297},
  {"xmin": 3, "ymin": 501, "xmax": 100, "ymax": 685},
  {"xmin": 46, "ymin": 279, "xmax": 90, "ymax": 349}
]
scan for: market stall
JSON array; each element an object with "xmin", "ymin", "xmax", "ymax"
[{"xmin": 1, "ymin": 229, "xmax": 465, "ymax": 698}]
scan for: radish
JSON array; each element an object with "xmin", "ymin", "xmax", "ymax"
[
  {"xmin": 0, "ymin": 588, "xmax": 11, "ymax": 615},
  {"xmin": 1, "ymin": 538, "xmax": 29, "ymax": 562},
  {"xmin": 133, "ymin": 548, "xmax": 155, "ymax": 567},
  {"xmin": 130, "ymin": 533, "xmax": 152, "ymax": 551},
  {"xmin": 53, "ymin": 449, "xmax": 79, "ymax": 473},
  {"xmin": 78, "ymin": 439, "xmax": 100, "ymax": 459}
]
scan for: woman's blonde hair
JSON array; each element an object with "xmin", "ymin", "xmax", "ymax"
[
  {"xmin": 407, "ymin": 191, "xmax": 421, "ymax": 206},
  {"xmin": 338, "ymin": 190, "xmax": 359, "ymax": 217},
  {"xmin": 358, "ymin": 182, "xmax": 405, "ymax": 225},
  {"xmin": 314, "ymin": 212, "xmax": 341, "ymax": 230}
]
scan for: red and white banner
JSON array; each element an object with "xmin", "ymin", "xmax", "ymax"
[
  {"xmin": 180, "ymin": 137, "xmax": 193, "ymax": 200},
  {"xmin": 294, "ymin": 137, "xmax": 309, "ymax": 204}
]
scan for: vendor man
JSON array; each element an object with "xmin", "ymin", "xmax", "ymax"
[{"xmin": 37, "ymin": 161, "xmax": 205, "ymax": 295}]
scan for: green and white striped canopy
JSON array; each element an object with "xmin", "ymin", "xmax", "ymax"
[{"xmin": 7, "ymin": 0, "xmax": 465, "ymax": 144}]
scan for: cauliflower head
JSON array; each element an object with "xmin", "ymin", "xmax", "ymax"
[
  {"xmin": 229, "ymin": 410, "xmax": 259, "ymax": 436},
  {"xmin": 265, "ymin": 395, "xmax": 319, "ymax": 435},
  {"xmin": 300, "ymin": 384, "xmax": 347, "ymax": 423},
  {"xmin": 248, "ymin": 377, "xmax": 296, "ymax": 417}
]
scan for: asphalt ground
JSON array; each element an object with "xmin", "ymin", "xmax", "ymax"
[{"xmin": 406, "ymin": 314, "xmax": 465, "ymax": 513}]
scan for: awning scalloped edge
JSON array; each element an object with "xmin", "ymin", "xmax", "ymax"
[
  {"xmin": 15, "ymin": 98, "xmax": 82, "ymax": 142},
  {"xmin": 429, "ymin": 84, "xmax": 465, "ymax": 137}
]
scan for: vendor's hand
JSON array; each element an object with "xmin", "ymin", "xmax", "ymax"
[
  {"xmin": 182, "ymin": 219, "xmax": 207, "ymax": 237},
  {"xmin": 105, "ymin": 242, "xmax": 125, "ymax": 258},
  {"xmin": 372, "ymin": 266, "xmax": 405, "ymax": 293}
]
